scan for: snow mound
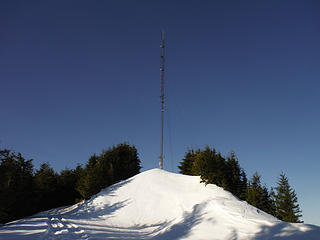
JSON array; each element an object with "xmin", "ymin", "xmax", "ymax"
[{"xmin": 0, "ymin": 168, "xmax": 319, "ymax": 240}]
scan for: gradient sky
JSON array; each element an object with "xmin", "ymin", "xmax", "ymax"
[{"xmin": 1, "ymin": 0, "xmax": 320, "ymax": 225}]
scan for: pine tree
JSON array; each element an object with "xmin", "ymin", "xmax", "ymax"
[
  {"xmin": 76, "ymin": 143, "xmax": 141, "ymax": 200},
  {"xmin": 57, "ymin": 167, "xmax": 82, "ymax": 205},
  {"xmin": 261, "ymin": 185, "xmax": 275, "ymax": 216},
  {"xmin": 103, "ymin": 143, "xmax": 141, "ymax": 183},
  {"xmin": 274, "ymin": 173, "xmax": 302, "ymax": 223},
  {"xmin": 178, "ymin": 147, "xmax": 248, "ymax": 200},
  {"xmin": 76, "ymin": 154, "xmax": 104, "ymax": 199},
  {"xmin": 246, "ymin": 173, "xmax": 264, "ymax": 208},
  {"xmin": 34, "ymin": 162, "xmax": 59, "ymax": 211},
  {"xmin": 191, "ymin": 146, "xmax": 214, "ymax": 178},
  {"xmin": 192, "ymin": 146, "xmax": 225, "ymax": 184},
  {"xmin": 225, "ymin": 152, "xmax": 242, "ymax": 198},
  {"xmin": 178, "ymin": 149, "xmax": 196, "ymax": 175},
  {"xmin": 246, "ymin": 173, "xmax": 274, "ymax": 215},
  {"xmin": 0, "ymin": 150, "xmax": 35, "ymax": 223},
  {"xmin": 239, "ymin": 169, "xmax": 248, "ymax": 200}
]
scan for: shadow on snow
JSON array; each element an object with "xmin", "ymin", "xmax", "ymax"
[{"xmin": 250, "ymin": 222, "xmax": 320, "ymax": 240}]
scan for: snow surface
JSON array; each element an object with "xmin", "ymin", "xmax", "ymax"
[{"xmin": 0, "ymin": 169, "xmax": 319, "ymax": 240}]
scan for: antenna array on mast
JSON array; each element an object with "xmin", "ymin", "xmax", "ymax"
[{"xmin": 159, "ymin": 30, "xmax": 165, "ymax": 169}]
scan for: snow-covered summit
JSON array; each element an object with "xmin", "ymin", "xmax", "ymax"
[{"xmin": 0, "ymin": 168, "xmax": 319, "ymax": 239}]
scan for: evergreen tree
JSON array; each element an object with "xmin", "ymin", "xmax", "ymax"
[
  {"xmin": 178, "ymin": 149, "xmax": 196, "ymax": 175},
  {"xmin": 0, "ymin": 150, "xmax": 35, "ymax": 223},
  {"xmin": 246, "ymin": 173, "xmax": 274, "ymax": 215},
  {"xmin": 103, "ymin": 143, "xmax": 141, "ymax": 183},
  {"xmin": 57, "ymin": 166, "xmax": 82, "ymax": 205},
  {"xmin": 178, "ymin": 147, "xmax": 247, "ymax": 200},
  {"xmin": 239, "ymin": 169, "xmax": 248, "ymax": 200},
  {"xmin": 224, "ymin": 152, "xmax": 242, "ymax": 198},
  {"xmin": 261, "ymin": 185, "xmax": 275, "ymax": 216},
  {"xmin": 246, "ymin": 173, "xmax": 264, "ymax": 208},
  {"xmin": 34, "ymin": 162, "xmax": 59, "ymax": 211},
  {"xmin": 192, "ymin": 146, "xmax": 225, "ymax": 184},
  {"xmin": 77, "ymin": 143, "xmax": 141, "ymax": 200},
  {"xmin": 268, "ymin": 187, "xmax": 276, "ymax": 217},
  {"xmin": 0, "ymin": 144, "xmax": 141, "ymax": 222},
  {"xmin": 191, "ymin": 146, "xmax": 214, "ymax": 177},
  {"xmin": 273, "ymin": 173, "xmax": 302, "ymax": 223},
  {"xmin": 76, "ymin": 154, "xmax": 102, "ymax": 199}
]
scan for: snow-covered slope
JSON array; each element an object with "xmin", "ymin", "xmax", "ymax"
[{"xmin": 0, "ymin": 169, "xmax": 319, "ymax": 240}]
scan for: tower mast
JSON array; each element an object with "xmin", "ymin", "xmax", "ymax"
[{"xmin": 159, "ymin": 30, "xmax": 165, "ymax": 169}]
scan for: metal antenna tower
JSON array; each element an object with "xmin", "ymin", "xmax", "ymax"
[{"xmin": 159, "ymin": 30, "xmax": 165, "ymax": 169}]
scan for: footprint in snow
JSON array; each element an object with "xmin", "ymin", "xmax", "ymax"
[
  {"xmin": 71, "ymin": 223, "xmax": 79, "ymax": 228},
  {"xmin": 51, "ymin": 223, "xmax": 58, "ymax": 228},
  {"xmin": 51, "ymin": 222, "xmax": 64, "ymax": 228},
  {"xmin": 54, "ymin": 229, "xmax": 69, "ymax": 235},
  {"xmin": 81, "ymin": 234, "xmax": 89, "ymax": 239},
  {"xmin": 47, "ymin": 217, "xmax": 87, "ymax": 239},
  {"xmin": 66, "ymin": 224, "xmax": 73, "ymax": 229}
]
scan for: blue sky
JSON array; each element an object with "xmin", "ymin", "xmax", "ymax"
[{"xmin": 1, "ymin": 0, "xmax": 320, "ymax": 225}]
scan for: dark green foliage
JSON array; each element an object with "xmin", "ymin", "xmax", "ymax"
[
  {"xmin": 178, "ymin": 147, "xmax": 247, "ymax": 200},
  {"xmin": 225, "ymin": 152, "xmax": 246, "ymax": 200},
  {"xmin": 76, "ymin": 154, "xmax": 102, "ymax": 199},
  {"xmin": 34, "ymin": 163, "xmax": 59, "ymax": 211},
  {"xmin": 178, "ymin": 146, "xmax": 304, "ymax": 220},
  {"xmin": 101, "ymin": 143, "xmax": 141, "ymax": 183},
  {"xmin": 246, "ymin": 173, "xmax": 275, "ymax": 215},
  {"xmin": 273, "ymin": 173, "xmax": 302, "ymax": 223},
  {"xmin": 0, "ymin": 150, "xmax": 35, "ymax": 224},
  {"xmin": 77, "ymin": 143, "xmax": 141, "ymax": 200},
  {"xmin": 239, "ymin": 170, "xmax": 248, "ymax": 200},
  {"xmin": 0, "ymin": 143, "xmax": 141, "ymax": 224},
  {"xmin": 178, "ymin": 149, "xmax": 197, "ymax": 175},
  {"xmin": 57, "ymin": 166, "xmax": 83, "ymax": 205},
  {"xmin": 246, "ymin": 173, "xmax": 264, "ymax": 208},
  {"xmin": 0, "ymin": 150, "xmax": 84, "ymax": 224},
  {"xmin": 192, "ymin": 147, "xmax": 225, "ymax": 184}
]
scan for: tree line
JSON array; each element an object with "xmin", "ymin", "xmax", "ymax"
[
  {"xmin": 0, "ymin": 144, "xmax": 302, "ymax": 224},
  {"xmin": 178, "ymin": 146, "xmax": 302, "ymax": 223},
  {"xmin": 0, "ymin": 143, "xmax": 141, "ymax": 224}
]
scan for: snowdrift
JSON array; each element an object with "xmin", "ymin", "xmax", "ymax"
[{"xmin": 0, "ymin": 169, "xmax": 319, "ymax": 240}]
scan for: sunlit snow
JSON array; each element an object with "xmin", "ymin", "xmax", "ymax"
[{"xmin": 0, "ymin": 169, "xmax": 319, "ymax": 240}]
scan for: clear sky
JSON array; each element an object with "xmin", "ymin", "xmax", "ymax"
[{"xmin": 1, "ymin": 0, "xmax": 319, "ymax": 225}]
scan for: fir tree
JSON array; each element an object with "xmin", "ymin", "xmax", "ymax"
[
  {"xmin": 76, "ymin": 154, "xmax": 101, "ymax": 199},
  {"xmin": 192, "ymin": 146, "xmax": 226, "ymax": 185},
  {"xmin": 246, "ymin": 173, "xmax": 264, "ymax": 208},
  {"xmin": 178, "ymin": 147, "xmax": 248, "ymax": 200},
  {"xmin": 246, "ymin": 173, "xmax": 274, "ymax": 215},
  {"xmin": 57, "ymin": 167, "xmax": 82, "ymax": 205},
  {"xmin": 225, "ymin": 152, "xmax": 242, "ymax": 198},
  {"xmin": 273, "ymin": 173, "xmax": 302, "ymax": 223},
  {"xmin": 0, "ymin": 150, "xmax": 34, "ymax": 223},
  {"xmin": 178, "ymin": 149, "xmax": 196, "ymax": 175},
  {"xmin": 34, "ymin": 162, "xmax": 59, "ymax": 211},
  {"xmin": 76, "ymin": 143, "xmax": 141, "ymax": 200},
  {"xmin": 239, "ymin": 169, "xmax": 248, "ymax": 200}
]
